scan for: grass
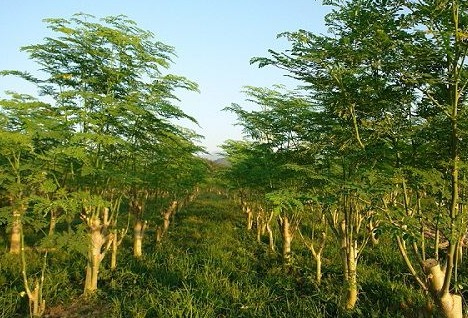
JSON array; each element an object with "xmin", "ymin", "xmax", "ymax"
[{"xmin": 0, "ymin": 191, "xmax": 430, "ymax": 317}]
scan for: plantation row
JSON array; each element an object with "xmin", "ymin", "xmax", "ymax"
[
  {"xmin": 218, "ymin": 1, "xmax": 468, "ymax": 317},
  {"xmin": 0, "ymin": 14, "xmax": 209, "ymax": 317},
  {"xmin": 0, "ymin": 190, "xmax": 426, "ymax": 318}
]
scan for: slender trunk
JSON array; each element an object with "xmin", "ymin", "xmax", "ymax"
[
  {"xmin": 156, "ymin": 201, "xmax": 177, "ymax": 243},
  {"xmin": 48, "ymin": 209, "xmax": 56, "ymax": 236},
  {"xmin": 340, "ymin": 237, "xmax": 349, "ymax": 281},
  {"xmin": 162, "ymin": 209, "xmax": 171, "ymax": 234},
  {"xmin": 279, "ymin": 216, "xmax": 293, "ymax": 264},
  {"xmin": 435, "ymin": 225, "xmax": 440, "ymax": 261},
  {"xmin": 246, "ymin": 207, "xmax": 253, "ymax": 230},
  {"xmin": 266, "ymin": 211, "xmax": 275, "ymax": 252},
  {"xmin": 256, "ymin": 213, "xmax": 262, "ymax": 242},
  {"xmin": 345, "ymin": 243, "xmax": 358, "ymax": 310},
  {"xmin": 21, "ymin": 226, "xmax": 47, "ymax": 317},
  {"xmin": 133, "ymin": 219, "xmax": 144, "ymax": 257},
  {"xmin": 84, "ymin": 218, "xmax": 104, "ymax": 295},
  {"xmin": 164, "ymin": 201, "xmax": 178, "ymax": 232},
  {"xmin": 10, "ymin": 211, "xmax": 21, "ymax": 254},
  {"xmin": 299, "ymin": 229, "xmax": 326, "ymax": 285},
  {"xmin": 316, "ymin": 253, "xmax": 322, "ymax": 285},
  {"xmin": 111, "ymin": 230, "xmax": 117, "ymax": 270},
  {"xmin": 396, "ymin": 236, "xmax": 428, "ymax": 291},
  {"xmin": 367, "ymin": 220, "xmax": 379, "ymax": 246}
]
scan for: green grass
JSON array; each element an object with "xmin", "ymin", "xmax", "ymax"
[{"xmin": 0, "ymin": 192, "xmax": 429, "ymax": 317}]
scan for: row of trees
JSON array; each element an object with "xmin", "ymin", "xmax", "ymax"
[
  {"xmin": 221, "ymin": 1, "xmax": 468, "ymax": 317},
  {"xmin": 0, "ymin": 14, "xmax": 208, "ymax": 316}
]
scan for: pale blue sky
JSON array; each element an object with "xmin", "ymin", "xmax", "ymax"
[{"xmin": 0, "ymin": 1, "xmax": 330, "ymax": 154}]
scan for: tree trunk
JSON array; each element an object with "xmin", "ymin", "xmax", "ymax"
[
  {"xmin": 316, "ymin": 252, "xmax": 322, "ymax": 285},
  {"xmin": 48, "ymin": 209, "xmax": 56, "ymax": 236},
  {"xmin": 110, "ymin": 230, "xmax": 117, "ymax": 270},
  {"xmin": 266, "ymin": 211, "xmax": 275, "ymax": 252},
  {"xmin": 367, "ymin": 220, "xmax": 379, "ymax": 246},
  {"xmin": 156, "ymin": 200, "xmax": 177, "ymax": 243},
  {"xmin": 84, "ymin": 218, "xmax": 104, "ymax": 295},
  {"xmin": 21, "ymin": 225, "xmax": 47, "ymax": 317},
  {"xmin": 164, "ymin": 201, "xmax": 178, "ymax": 232},
  {"xmin": 256, "ymin": 213, "xmax": 262, "ymax": 242},
  {"xmin": 339, "ymin": 220, "xmax": 358, "ymax": 310},
  {"xmin": 246, "ymin": 206, "xmax": 253, "ymax": 230},
  {"xmin": 133, "ymin": 219, "xmax": 144, "ymax": 257},
  {"xmin": 279, "ymin": 216, "xmax": 293, "ymax": 264},
  {"xmin": 424, "ymin": 259, "xmax": 462, "ymax": 318},
  {"xmin": 345, "ymin": 243, "xmax": 358, "ymax": 310},
  {"xmin": 10, "ymin": 211, "xmax": 21, "ymax": 254},
  {"xmin": 28, "ymin": 281, "xmax": 46, "ymax": 317}
]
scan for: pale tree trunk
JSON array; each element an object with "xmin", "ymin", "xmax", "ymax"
[
  {"xmin": 156, "ymin": 200, "xmax": 178, "ymax": 243},
  {"xmin": 367, "ymin": 219, "xmax": 379, "ymax": 246},
  {"xmin": 386, "ymin": 191, "xmax": 462, "ymax": 317},
  {"xmin": 278, "ymin": 215, "xmax": 294, "ymax": 264},
  {"xmin": 110, "ymin": 230, "xmax": 117, "ymax": 269},
  {"xmin": 83, "ymin": 208, "xmax": 112, "ymax": 296},
  {"xmin": 316, "ymin": 254, "xmax": 322, "ymax": 285},
  {"xmin": 246, "ymin": 206, "xmax": 253, "ymax": 231},
  {"xmin": 337, "ymin": 218, "xmax": 359, "ymax": 310},
  {"xmin": 10, "ymin": 211, "xmax": 22, "ymax": 254},
  {"xmin": 48, "ymin": 209, "xmax": 57, "ymax": 236},
  {"xmin": 344, "ymin": 242, "xmax": 358, "ymax": 310},
  {"xmin": 131, "ymin": 200, "xmax": 145, "ymax": 257},
  {"xmin": 164, "ymin": 201, "xmax": 178, "ymax": 233},
  {"xmin": 256, "ymin": 213, "xmax": 262, "ymax": 242},
  {"xmin": 327, "ymin": 200, "xmax": 368, "ymax": 312},
  {"xmin": 133, "ymin": 219, "xmax": 147, "ymax": 257},
  {"xmin": 28, "ymin": 281, "xmax": 46, "ymax": 317},
  {"xmin": 110, "ymin": 208, "xmax": 130, "ymax": 270},
  {"xmin": 299, "ymin": 229, "xmax": 326, "ymax": 285},
  {"xmin": 424, "ymin": 259, "xmax": 462, "ymax": 318},
  {"xmin": 84, "ymin": 218, "xmax": 104, "ymax": 294},
  {"xmin": 21, "ymin": 226, "xmax": 47, "ymax": 317},
  {"xmin": 266, "ymin": 211, "xmax": 275, "ymax": 252},
  {"xmin": 256, "ymin": 208, "xmax": 266, "ymax": 243}
]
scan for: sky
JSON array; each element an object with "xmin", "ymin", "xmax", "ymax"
[{"xmin": 0, "ymin": 1, "xmax": 331, "ymax": 155}]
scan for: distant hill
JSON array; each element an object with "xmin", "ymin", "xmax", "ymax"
[{"xmin": 213, "ymin": 157, "xmax": 230, "ymax": 167}]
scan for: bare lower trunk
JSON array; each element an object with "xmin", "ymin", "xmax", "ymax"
[
  {"xmin": 279, "ymin": 216, "xmax": 293, "ymax": 264},
  {"xmin": 266, "ymin": 211, "xmax": 275, "ymax": 252},
  {"xmin": 133, "ymin": 219, "xmax": 144, "ymax": 257},
  {"xmin": 111, "ymin": 231, "xmax": 117, "ymax": 270},
  {"xmin": 10, "ymin": 212, "xmax": 21, "ymax": 254},
  {"xmin": 156, "ymin": 201, "xmax": 177, "ymax": 243},
  {"xmin": 84, "ymin": 222, "xmax": 104, "ymax": 295},
  {"xmin": 21, "ymin": 225, "xmax": 47, "ymax": 317},
  {"xmin": 163, "ymin": 210, "xmax": 171, "ymax": 234},
  {"xmin": 316, "ymin": 253, "xmax": 322, "ymax": 285},
  {"xmin": 29, "ymin": 281, "xmax": 46, "ymax": 317},
  {"xmin": 246, "ymin": 207, "xmax": 253, "ymax": 230},
  {"xmin": 256, "ymin": 213, "xmax": 263, "ymax": 242},
  {"xmin": 345, "ymin": 245, "xmax": 358, "ymax": 310},
  {"xmin": 340, "ymin": 233, "xmax": 358, "ymax": 310},
  {"xmin": 424, "ymin": 259, "xmax": 462, "ymax": 318},
  {"xmin": 367, "ymin": 220, "xmax": 379, "ymax": 246},
  {"xmin": 48, "ymin": 210, "xmax": 56, "ymax": 236}
]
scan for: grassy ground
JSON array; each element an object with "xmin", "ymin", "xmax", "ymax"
[{"xmin": 0, "ymin": 191, "xmax": 431, "ymax": 317}]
